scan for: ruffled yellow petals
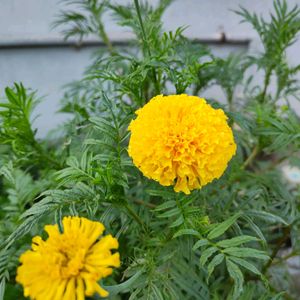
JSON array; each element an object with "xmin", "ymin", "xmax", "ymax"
[
  {"xmin": 64, "ymin": 277, "xmax": 76, "ymax": 300},
  {"xmin": 53, "ymin": 280, "xmax": 68, "ymax": 300},
  {"xmin": 96, "ymin": 234, "xmax": 119, "ymax": 251},
  {"xmin": 128, "ymin": 94, "xmax": 237, "ymax": 194},
  {"xmin": 16, "ymin": 216, "xmax": 120, "ymax": 300},
  {"xmin": 95, "ymin": 284, "xmax": 110, "ymax": 298},
  {"xmin": 76, "ymin": 278, "xmax": 85, "ymax": 300},
  {"xmin": 44, "ymin": 224, "xmax": 60, "ymax": 238}
]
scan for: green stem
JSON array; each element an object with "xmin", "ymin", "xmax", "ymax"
[
  {"xmin": 260, "ymin": 68, "xmax": 272, "ymax": 103},
  {"xmin": 241, "ymin": 144, "xmax": 259, "ymax": 170},
  {"xmin": 262, "ymin": 226, "xmax": 291, "ymax": 274},
  {"xmin": 98, "ymin": 22, "xmax": 115, "ymax": 55},
  {"xmin": 133, "ymin": 0, "xmax": 160, "ymax": 95},
  {"xmin": 134, "ymin": 0, "xmax": 150, "ymax": 56},
  {"xmin": 124, "ymin": 203, "xmax": 147, "ymax": 232},
  {"xmin": 134, "ymin": 199, "xmax": 156, "ymax": 209},
  {"xmin": 33, "ymin": 141, "xmax": 61, "ymax": 169},
  {"xmin": 226, "ymin": 89, "xmax": 234, "ymax": 112}
]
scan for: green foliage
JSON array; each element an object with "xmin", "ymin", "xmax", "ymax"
[
  {"xmin": 256, "ymin": 110, "xmax": 300, "ymax": 153},
  {"xmin": 1, "ymin": 0, "xmax": 300, "ymax": 299},
  {"xmin": 237, "ymin": 0, "xmax": 300, "ymax": 101},
  {"xmin": 0, "ymin": 84, "xmax": 38, "ymax": 151},
  {"xmin": 0, "ymin": 83, "xmax": 62, "ymax": 169}
]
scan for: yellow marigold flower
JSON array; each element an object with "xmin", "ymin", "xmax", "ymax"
[
  {"xmin": 128, "ymin": 94, "xmax": 236, "ymax": 194},
  {"xmin": 16, "ymin": 216, "xmax": 120, "ymax": 300}
]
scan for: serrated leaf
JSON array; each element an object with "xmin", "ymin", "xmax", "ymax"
[
  {"xmin": 226, "ymin": 258, "xmax": 244, "ymax": 300},
  {"xmin": 157, "ymin": 207, "xmax": 179, "ymax": 218},
  {"xmin": 104, "ymin": 270, "xmax": 143, "ymax": 295},
  {"xmin": 146, "ymin": 189, "xmax": 175, "ymax": 198},
  {"xmin": 84, "ymin": 139, "xmax": 116, "ymax": 152},
  {"xmin": 217, "ymin": 235, "xmax": 259, "ymax": 248},
  {"xmin": 242, "ymin": 215, "xmax": 267, "ymax": 245},
  {"xmin": 151, "ymin": 284, "xmax": 164, "ymax": 300},
  {"xmin": 246, "ymin": 210, "xmax": 288, "ymax": 225},
  {"xmin": 173, "ymin": 229, "xmax": 200, "ymax": 239},
  {"xmin": 207, "ymin": 213, "xmax": 242, "ymax": 240},
  {"xmin": 228, "ymin": 257, "xmax": 261, "ymax": 275},
  {"xmin": 207, "ymin": 253, "xmax": 224, "ymax": 280},
  {"xmin": 4, "ymin": 216, "xmax": 41, "ymax": 250},
  {"xmin": 0, "ymin": 278, "xmax": 5, "ymax": 300},
  {"xmin": 169, "ymin": 215, "xmax": 184, "ymax": 228},
  {"xmin": 21, "ymin": 197, "xmax": 56, "ymax": 218},
  {"xmin": 200, "ymin": 247, "xmax": 219, "ymax": 266},
  {"xmin": 223, "ymin": 247, "xmax": 269, "ymax": 260},
  {"xmin": 66, "ymin": 156, "xmax": 79, "ymax": 168},
  {"xmin": 192, "ymin": 239, "xmax": 209, "ymax": 251},
  {"xmin": 89, "ymin": 116, "xmax": 118, "ymax": 141},
  {"xmin": 0, "ymin": 163, "xmax": 15, "ymax": 184},
  {"xmin": 154, "ymin": 200, "xmax": 176, "ymax": 211}
]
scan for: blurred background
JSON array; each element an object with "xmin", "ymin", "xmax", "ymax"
[{"xmin": 0, "ymin": 0, "xmax": 300, "ymax": 136}]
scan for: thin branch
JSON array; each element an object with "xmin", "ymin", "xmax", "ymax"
[
  {"xmin": 133, "ymin": 0, "xmax": 160, "ymax": 95},
  {"xmin": 134, "ymin": 199, "xmax": 156, "ymax": 209},
  {"xmin": 124, "ymin": 202, "xmax": 148, "ymax": 232},
  {"xmin": 262, "ymin": 226, "xmax": 291, "ymax": 274},
  {"xmin": 241, "ymin": 145, "xmax": 259, "ymax": 169}
]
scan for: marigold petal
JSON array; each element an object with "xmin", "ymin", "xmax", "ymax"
[
  {"xmin": 63, "ymin": 277, "xmax": 76, "ymax": 300},
  {"xmin": 44, "ymin": 224, "xmax": 60, "ymax": 239},
  {"xmin": 128, "ymin": 94, "xmax": 237, "ymax": 194},
  {"xmin": 76, "ymin": 277, "xmax": 85, "ymax": 300},
  {"xmin": 53, "ymin": 280, "xmax": 68, "ymax": 300},
  {"xmin": 95, "ymin": 283, "xmax": 109, "ymax": 298}
]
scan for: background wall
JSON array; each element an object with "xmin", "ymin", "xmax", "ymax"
[{"xmin": 0, "ymin": 0, "xmax": 300, "ymax": 136}]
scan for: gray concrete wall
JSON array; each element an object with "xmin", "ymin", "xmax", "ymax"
[{"xmin": 0, "ymin": 0, "xmax": 300, "ymax": 136}]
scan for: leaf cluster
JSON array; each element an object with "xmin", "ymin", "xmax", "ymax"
[{"xmin": 0, "ymin": 0, "xmax": 300, "ymax": 299}]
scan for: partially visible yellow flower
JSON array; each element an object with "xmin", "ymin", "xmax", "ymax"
[
  {"xmin": 16, "ymin": 216, "xmax": 120, "ymax": 300},
  {"xmin": 128, "ymin": 94, "xmax": 236, "ymax": 194}
]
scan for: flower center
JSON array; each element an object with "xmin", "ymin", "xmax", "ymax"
[
  {"xmin": 166, "ymin": 131, "xmax": 196, "ymax": 161},
  {"xmin": 51, "ymin": 247, "xmax": 86, "ymax": 279}
]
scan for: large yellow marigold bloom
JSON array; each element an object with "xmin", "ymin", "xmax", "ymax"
[
  {"xmin": 16, "ymin": 216, "xmax": 120, "ymax": 300},
  {"xmin": 128, "ymin": 94, "xmax": 236, "ymax": 194}
]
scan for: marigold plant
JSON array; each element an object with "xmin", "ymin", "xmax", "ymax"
[{"xmin": 0, "ymin": 0, "xmax": 300, "ymax": 300}]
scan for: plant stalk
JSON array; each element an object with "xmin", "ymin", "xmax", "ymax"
[
  {"xmin": 98, "ymin": 22, "xmax": 115, "ymax": 55},
  {"xmin": 260, "ymin": 67, "xmax": 272, "ymax": 103},
  {"xmin": 133, "ymin": 0, "xmax": 160, "ymax": 95},
  {"xmin": 241, "ymin": 144, "xmax": 259, "ymax": 169},
  {"xmin": 124, "ymin": 203, "xmax": 147, "ymax": 232},
  {"xmin": 262, "ymin": 225, "xmax": 291, "ymax": 274}
]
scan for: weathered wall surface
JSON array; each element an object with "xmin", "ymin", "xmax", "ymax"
[{"xmin": 0, "ymin": 0, "xmax": 299, "ymax": 136}]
